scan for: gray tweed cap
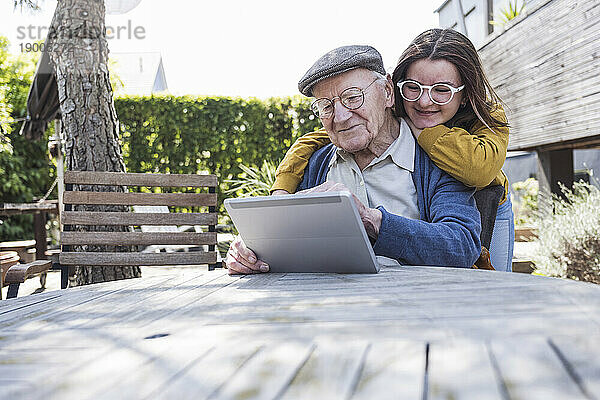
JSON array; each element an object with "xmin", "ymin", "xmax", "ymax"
[{"xmin": 298, "ymin": 45, "xmax": 385, "ymax": 97}]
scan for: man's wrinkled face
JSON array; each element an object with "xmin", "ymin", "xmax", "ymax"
[{"xmin": 312, "ymin": 68, "xmax": 392, "ymax": 154}]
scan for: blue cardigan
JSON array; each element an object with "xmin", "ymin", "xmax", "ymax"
[{"xmin": 297, "ymin": 142, "xmax": 482, "ymax": 268}]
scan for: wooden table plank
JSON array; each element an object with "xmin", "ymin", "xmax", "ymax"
[
  {"xmin": 352, "ymin": 340, "xmax": 426, "ymax": 400},
  {"xmin": 118, "ymin": 271, "xmax": 240, "ymax": 330},
  {"xmin": 154, "ymin": 343, "xmax": 264, "ymax": 400},
  {"xmin": 36, "ymin": 344, "xmax": 156, "ymax": 399},
  {"xmin": 0, "ymin": 273, "xmax": 162, "ymax": 317},
  {"xmin": 82, "ymin": 336, "xmax": 215, "ymax": 400},
  {"xmin": 79, "ymin": 271, "xmax": 232, "ymax": 329},
  {"xmin": 490, "ymin": 337, "xmax": 588, "ymax": 399},
  {"xmin": 549, "ymin": 335, "xmax": 600, "ymax": 399},
  {"xmin": 0, "ymin": 275, "xmax": 173, "ymax": 332},
  {"xmin": 138, "ymin": 273, "xmax": 277, "ymax": 332},
  {"xmin": 428, "ymin": 340, "xmax": 504, "ymax": 400},
  {"xmin": 280, "ymin": 339, "xmax": 368, "ymax": 400},
  {"xmin": 2, "ymin": 329, "xmax": 132, "ymax": 399},
  {"xmin": 0, "ymin": 201, "xmax": 58, "ymax": 216},
  {"xmin": 40, "ymin": 273, "xmax": 205, "ymax": 330},
  {"xmin": 214, "ymin": 342, "xmax": 314, "ymax": 400}
]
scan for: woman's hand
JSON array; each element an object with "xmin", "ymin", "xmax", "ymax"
[
  {"xmin": 225, "ymin": 236, "xmax": 270, "ymax": 275},
  {"xmin": 405, "ymin": 118, "xmax": 423, "ymax": 140}
]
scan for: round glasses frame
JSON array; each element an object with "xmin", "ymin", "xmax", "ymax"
[
  {"xmin": 311, "ymin": 78, "xmax": 379, "ymax": 119},
  {"xmin": 397, "ymin": 80, "xmax": 465, "ymax": 105}
]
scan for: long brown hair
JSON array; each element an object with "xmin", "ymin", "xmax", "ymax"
[{"xmin": 391, "ymin": 28, "xmax": 507, "ymax": 132}]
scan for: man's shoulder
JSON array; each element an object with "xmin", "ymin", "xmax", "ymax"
[
  {"xmin": 298, "ymin": 143, "xmax": 336, "ymax": 191},
  {"xmin": 308, "ymin": 143, "xmax": 336, "ymax": 166}
]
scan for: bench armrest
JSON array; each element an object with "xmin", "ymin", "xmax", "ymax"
[{"xmin": 5, "ymin": 260, "xmax": 52, "ymax": 284}]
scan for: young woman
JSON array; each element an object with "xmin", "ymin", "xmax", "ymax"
[{"xmin": 271, "ymin": 29, "xmax": 514, "ymax": 271}]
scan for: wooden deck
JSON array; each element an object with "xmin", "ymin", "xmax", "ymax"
[{"xmin": 1, "ymin": 266, "xmax": 599, "ymax": 399}]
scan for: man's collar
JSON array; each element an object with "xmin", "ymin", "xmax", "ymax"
[{"xmin": 375, "ymin": 118, "xmax": 415, "ymax": 172}]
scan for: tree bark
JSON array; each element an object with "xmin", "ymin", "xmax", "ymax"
[{"xmin": 48, "ymin": 0, "xmax": 141, "ymax": 286}]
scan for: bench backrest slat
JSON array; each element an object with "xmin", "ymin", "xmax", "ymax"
[
  {"xmin": 60, "ymin": 232, "xmax": 216, "ymax": 246},
  {"xmin": 62, "ymin": 211, "xmax": 217, "ymax": 226},
  {"xmin": 63, "ymin": 192, "xmax": 217, "ymax": 207},
  {"xmin": 59, "ymin": 252, "xmax": 217, "ymax": 266},
  {"xmin": 64, "ymin": 171, "xmax": 217, "ymax": 187}
]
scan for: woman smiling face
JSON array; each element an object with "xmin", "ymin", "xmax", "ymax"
[{"xmin": 402, "ymin": 58, "xmax": 464, "ymax": 129}]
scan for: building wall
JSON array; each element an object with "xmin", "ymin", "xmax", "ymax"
[
  {"xmin": 478, "ymin": 0, "xmax": 600, "ymax": 151},
  {"xmin": 437, "ymin": 0, "xmax": 600, "ymax": 199},
  {"xmin": 437, "ymin": 0, "xmax": 550, "ymax": 49},
  {"xmin": 437, "ymin": 0, "xmax": 493, "ymax": 48}
]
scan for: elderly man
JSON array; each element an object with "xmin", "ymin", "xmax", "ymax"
[{"xmin": 226, "ymin": 45, "xmax": 481, "ymax": 274}]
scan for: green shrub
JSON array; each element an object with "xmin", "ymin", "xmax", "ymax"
[
  {"xmin": 0, "ymin": 36, "xmax": 54, "ymax": 241},
  {"xmin": 511, "ymin": 178, "xmax": 538, "ymax": 226},
  {"xmin": 114, "ymin": 95, "xmax": 321, "ymax": 212},
  {"xmin": 532, "ymin": 181, "xmax": 600, "ymax": 284},
  {"xmin": 225, "ymin": 160, "xmax": 278, "ymax": 198}
]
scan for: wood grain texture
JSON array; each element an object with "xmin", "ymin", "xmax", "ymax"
[
  {"xmin": 59, "ymin": 251, "xmax": 216, "ymax": 266},
  {"xmin": 62, "ymin": 211, "xmax": 217, "ymax": 226},
  {"xmin": 4, "ymin": 260, "xmax": 52, "ymax": 284},
  {"xmin": 352, "ymin": 340, "xmax": 426, "ymax": 400},
  {"xmin": 3, "ymin": 267, "xmax": 600, "ymax": 399},
  {"xmin": 490, "ymin": 337, "xmax": 588, "ymax": 399},
  {"xmin": 39, "ymin": 274, "xmax": 199, "ymax": 330},
  {"xmin": 63, "ymin": 191, "xmax": 217, "ymax": 207},
  {"xmin": 549, "ymin": 335, "xmax": 600, "ymax": 399},
  {"xmin": 428, "ymin": 340, "xmax": 504, "ymax": 400},
  {"xmin": 215, "ymin": 342, "xmax": 314, "ymax": 400},
  {"xmin": 280, "ymin": 340, "xmax": 368, "ymax": 400},
  {"xmin": 82, "ymin": 336, "xmax": 216, "ymax": 400},
  {"xmin": 155, "ymin": 344, "xmax": 264, "ymax": 400},
  {"xmin": 479, "ymin": 0, "xmax": 600, "ymax": 150},
  {"xmin": 0, "ymin": 201, "xmax": 58, "ymax": 216},
  {"xmin": 60, "ymin": 231, "xmax": 216, "ymax": 246},
  {"xmin": 64, "ymin": 171, "xmax": 217, "ymax": 187},
  {"xmin": 0, "ymin": 276, "xmax": 171, "ymax": 331}
]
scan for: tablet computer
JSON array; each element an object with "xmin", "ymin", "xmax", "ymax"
[{"xmin": 224, "ymin": 192, "xmax": 380, "ymax": 273}]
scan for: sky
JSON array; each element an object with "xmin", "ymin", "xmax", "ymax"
[{"xmin": 1, "ymin": 0, "xmax": 443, "ymax": 98}]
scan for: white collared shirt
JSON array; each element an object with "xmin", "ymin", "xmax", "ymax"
[{"xmin": 326, "ymin": 118, "xmax": 420, "ymax": 220}]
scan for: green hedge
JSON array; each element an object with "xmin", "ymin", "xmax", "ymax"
[
  {"xmin": 115, "ymin": 95, "xmax": 321, "ymax": 211},
  {"xmin": 0, "ymin": 36, "xmax": 54, "ymax": 241},
  {"xmin": 0, "ymin": 93, "xmax": 321, "ymax": 240},
  {"xmin": 0, "ymin": 134, "xmax": 55, "ymax": 240}
]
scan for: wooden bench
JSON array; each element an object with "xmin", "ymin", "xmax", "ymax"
[{"xmin": 57, "ymin": 171, "xmax": 220, "ymax": 289}]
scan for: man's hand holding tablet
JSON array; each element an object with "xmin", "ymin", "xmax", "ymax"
[{"xmin": 225, "ymin": 181, "xmax": 380, "ymax": 275}]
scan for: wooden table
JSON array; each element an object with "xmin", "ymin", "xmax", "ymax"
[
  {"xmin": 0, "ymin": 201, "xmax": 59, "ymax": 261},
  {"xmin": 1, "ymin": 266, "xmax": 599, "ymax": 399}
]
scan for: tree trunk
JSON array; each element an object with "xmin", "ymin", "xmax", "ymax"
[{"xmin": 48, "ymin": 0, "xmax": 141, "ymax": 286}]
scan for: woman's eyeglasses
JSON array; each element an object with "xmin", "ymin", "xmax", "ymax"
[{"xmin": 397, "ymin": 80, "xmax": 464, "ymax": 105}]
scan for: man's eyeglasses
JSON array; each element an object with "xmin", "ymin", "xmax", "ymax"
[
  {"xmin": 397, "ymin": 80, "xmax": 464, "ymax": 105},
  {"xmin": 311, "ymin": 78, "xmax": 379, "ymax": 119}
]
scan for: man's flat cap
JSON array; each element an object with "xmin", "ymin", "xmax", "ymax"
[{"xmin": 298, "ymin": 45, "xmax": 385, "ymax": 97}]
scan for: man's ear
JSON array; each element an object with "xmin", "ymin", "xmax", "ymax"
[{"xmin": 385, "ymin": 73, "xmax": 395, "ymax": 106}]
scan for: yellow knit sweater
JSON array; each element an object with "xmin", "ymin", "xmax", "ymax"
[{"xmin": 272, "ymin": 106, "xmax": 509, "ymax": 204}]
